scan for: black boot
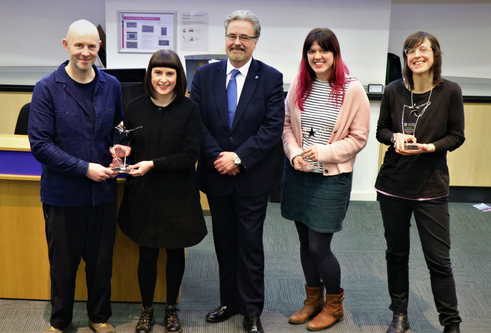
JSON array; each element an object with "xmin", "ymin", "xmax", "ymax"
[
  {"xmin": 135, "ymin": 305, "xmax": 155, "ymax": 333},
  {"xmin": 386, "ymin": 313, "xmax": 409, "ymax": 333},
  {"xmin": 443, "ymin": 322, "xmax": 460, "ymax": 333},
  {"xmin": 164, "ymin": 304, "xmax": 182, "ymax": 333}
]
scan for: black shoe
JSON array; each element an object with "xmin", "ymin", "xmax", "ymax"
[
  {"xmin": 243, "ymin": 316, "xmax": 264, "ymax": 333},
  {"xmin": 205, "ymin": 305, "xmax": 238, "ymax": 323},
  {"xmin": 443, "ymin": 322, "xmax": 461, "ymax": 333},
  {"xmin": 135, "ymin": 305, "xmax": 155, "ymax": 333},
  {"xmin": 387, "ymin": 313, "xmax": 409, "ymax": 333},
  {"xmin": 164, "ymin": 304, "xmax": 182, "ymax": 333}
]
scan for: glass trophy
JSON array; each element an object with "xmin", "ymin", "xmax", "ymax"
[
  {"xmin": 302, "ymin": 125, "xmax": 330, "ymax": 172},
  {"xmin": 111, "ymin": 122, "xmax": 142, "ymax": 173},
  {"xmin": 401, "ymin": 101, "xmax": 430, "ymax": 151}
]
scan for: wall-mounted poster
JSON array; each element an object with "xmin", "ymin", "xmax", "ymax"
[
  {"xmin": 181, "ymin": 12, "xmax": 209, "ymax": 51},
  {"xmin": 118, "ymin": 11, "xmax": 176, "ymax": 53}
]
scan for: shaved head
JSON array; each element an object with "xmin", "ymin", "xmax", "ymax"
[
  {"xmin": 66, "ymin": 19, "xmax": 100, "ymax": 43},
  {"xmin": 63, "ymin": 19, "xmax": 101, "ymax": 81}
]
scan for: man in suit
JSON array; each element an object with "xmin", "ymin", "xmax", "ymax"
[
  {"xmin": 189, "ymin": 9, "xmax": 285, "ymax": 333},
  {"xmin": 29, "ymin": 19, "xmax": 122, "ymax": 333}
]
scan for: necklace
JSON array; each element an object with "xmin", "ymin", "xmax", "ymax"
[
  {"xmin": 401, "ymin": 87, "xmax": 434, "ymax": 137},
  {"xmin": 411, "ymin": 86, "xmax": 433, "ymax": 115}
]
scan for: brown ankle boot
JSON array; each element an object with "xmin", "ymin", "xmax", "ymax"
[
  {"xmin": 307, "ymin": 287, "xmax": 344, "ymax": 331},
  {"xmin": 289, "ymin": 285, "xmax": 325, "ymax": 324}
]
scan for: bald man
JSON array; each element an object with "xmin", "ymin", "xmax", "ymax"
[{"xmin": 29, "ymin": 20, "xmax": 123, "ymax": 333}]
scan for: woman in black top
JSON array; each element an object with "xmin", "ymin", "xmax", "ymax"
[
  {"xmin": 375, "ymin": 32, "xmax": 464, "ymax": 333},
  {"xmin": 115, "ymin": 49, "xmax": 207, "ymax": 333}
]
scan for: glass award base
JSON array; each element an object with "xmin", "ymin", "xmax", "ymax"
[
  {"xmin": 302, "ymin": 162, "xmax": 322, "ymax": 173},
  {"xmin": 404, "ymin": 143, "xmax": 420, "ymax": 151},
  {"xmin": 112, "ymin": 165, "xmax": 131, "ymax": 173}
]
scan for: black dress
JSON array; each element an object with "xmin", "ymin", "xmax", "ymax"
[{"xmin": 118, "ymin": 94, "xmax": 207, "ymax": 248}]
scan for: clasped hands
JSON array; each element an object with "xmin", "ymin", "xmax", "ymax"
[
  {"xmin": 214, "ymin": 151, "xmax": 240, "ymax": 176},
  {"xmin": 392, "ymin": 133, "xmax": 435, "ymax": 155}
]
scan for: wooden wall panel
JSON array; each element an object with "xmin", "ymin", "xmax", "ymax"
[{"xmin": 0, "ymin": 92, "xmax": 32, "ymax": 134}]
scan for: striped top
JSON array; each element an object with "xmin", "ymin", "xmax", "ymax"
[{"xmin": 301, "ymin": 78, "xmax": 349, "ymax": 173}]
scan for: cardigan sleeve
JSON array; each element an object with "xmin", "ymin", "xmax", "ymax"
[{"xmin": 282, "ymin": 73, "xmax": 303, "ymax": 165}]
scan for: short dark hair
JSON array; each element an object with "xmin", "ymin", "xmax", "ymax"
[
  {"xmin": 144, "ymin": 49, "xmax": 187, "ymax": 99},
  {"xmin": 402, "ymin": 31, "xmax": 443, "ymax": 89}
]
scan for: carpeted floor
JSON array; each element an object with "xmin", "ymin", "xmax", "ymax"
[{"xmin": 1, "ymin": 201, "xmax": 490, "ymax": 332}]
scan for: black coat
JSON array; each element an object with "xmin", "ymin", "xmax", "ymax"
[{"xmin": 118, "ymin": 95, "xmax": 207, "ymax": 248}]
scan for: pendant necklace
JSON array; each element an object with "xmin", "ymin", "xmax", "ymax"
[{"xmin": 401, "ymin": 86, "xmax": 434, "ymax": 137}]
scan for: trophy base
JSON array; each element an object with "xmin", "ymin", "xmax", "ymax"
[
  {"xmin": 112, "ymin": 166, "xmax": 131, "ymax": 173},
  {"xmin": 404, "ymin": 143, "xmax": 420, "ymax": 151},
  {"xmin": 302, "ymin": 163, "xmax": 322, "ymax": 173}
]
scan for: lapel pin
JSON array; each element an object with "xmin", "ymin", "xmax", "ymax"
[{"xmin": 255, "ymin": 76, "xmax": 258, "ymax": 79}]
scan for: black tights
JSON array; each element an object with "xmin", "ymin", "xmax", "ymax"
[
  {"xmin": 295, "ymin": 221, "xmax": 341, "ymax": 295},
  {"xmin": 138, "ymin": 246, "xmax": 185, "ymax": 307}
]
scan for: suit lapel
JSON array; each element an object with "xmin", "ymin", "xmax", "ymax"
[
  {"xmin": 213, "ymin": 61, "xmax": 230, "ymax": 128},
  {"xmin": 231, "ymin": 59, "xmax": 260, "ymax": 131}
]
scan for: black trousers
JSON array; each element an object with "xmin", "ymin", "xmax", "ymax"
[
  {"xmin": 43, "ymin": 202, "xmax": 116, "ymax": 330},
  {"xmin": 378, "ymin": 194, "xmax": 461, "ymax": 326},
  {"xmin": 207, "ymin": 193, "xmax": 269, "ymax": 318}
]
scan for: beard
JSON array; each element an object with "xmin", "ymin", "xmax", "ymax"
[{"xmin": 227, "ymin": 47, "xmax": 247, "ymax": 63}]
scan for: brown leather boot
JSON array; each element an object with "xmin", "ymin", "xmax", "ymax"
[
  {"xmin": 289, "ymin": 285, "xmax": 325, "ymax": 324},
  {"xmin": 307, "ymin": 287, "xmax": 344, "ymax": 331}
]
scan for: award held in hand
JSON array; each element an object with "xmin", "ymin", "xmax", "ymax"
[
  {"xmin": 111, "ymin": 122, "xmax": 142, "ymax": 173},
  {"xmin": 401, "ymin": 88, "xmax": 433, "ymax": 151}
]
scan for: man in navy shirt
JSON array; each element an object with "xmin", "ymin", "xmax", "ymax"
[{"xmin": 29, "ymin": 19, "xmax": 123, "ymax": 333}]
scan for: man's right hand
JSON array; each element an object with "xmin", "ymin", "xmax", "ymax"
[{"xmin": 86, "ymin": 163, "xmax": 116, "ymax": 182}]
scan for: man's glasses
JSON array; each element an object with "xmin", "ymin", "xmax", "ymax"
[
  {"xmin": 404, "ymin": 45, "xmax": 433, "ymax": 56},
  {"xmin": 225, "ymin": 33, "xmax": 257, "ymax": 42}
]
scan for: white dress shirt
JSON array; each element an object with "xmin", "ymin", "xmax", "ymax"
[{"xmin": 226, "ymin": 58, "xmax": 252, "ymax": 105}]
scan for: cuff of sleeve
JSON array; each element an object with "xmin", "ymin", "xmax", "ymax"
[{"xmin": 76, "ymin": 160, "xmax": 90, "ymax": 177}]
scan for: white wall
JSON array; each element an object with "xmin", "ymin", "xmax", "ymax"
[
  {"xmin": 0, "ymin": 0, "xmax": 105, "ymax": 67},
  {"xmin": 105, "ymin": 0, "xmax": 391, "ymax": 86},
  {"xmin": 388, "ymin": 3, "xmax": 491, "ymax": 84}
]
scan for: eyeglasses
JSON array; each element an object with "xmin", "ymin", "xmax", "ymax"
[
  {"xmin": 404, "ymin": 45, "xmax": 433, "ymax": 56},
  {"xmin": 225, "ymin": 33, "xmax": 257, "ymax": 42}
]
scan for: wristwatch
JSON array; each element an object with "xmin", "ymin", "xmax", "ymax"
[
  {"xmin": 390, "ymin": 133, "xmax": 397, "ymax": 143},
  {"xmin": 233, "ymin": 153, "xmax": 242, "ymax": 165}
]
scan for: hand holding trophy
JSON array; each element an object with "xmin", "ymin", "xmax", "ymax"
[{"xmin": 110, "ymin": 121, "xmax": 142, "ymax": 173}]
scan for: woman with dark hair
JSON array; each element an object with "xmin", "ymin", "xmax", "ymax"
[
  {"xmin": 281, "ymin": 28, "xmax": 370, "ymax": 331},
  {"xmin": 375, "ymin": 31, "xmax": 464, "ymax": 333},
  {"xmin": 115, "ymin": 49, "xmax": 207, "ymax": 333}
]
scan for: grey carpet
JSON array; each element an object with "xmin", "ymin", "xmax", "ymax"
[{"xmin": 1, "ymin": 201, "xmax": 490, "ymax": 332}]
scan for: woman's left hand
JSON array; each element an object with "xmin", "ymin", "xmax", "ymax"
[
  {"xmin": 301, "ymin": 145, "xmax": 318, "ymax": 162},
  {"xmin": 396, "ymin": 143, "xmax": 436, "ymax": 155},
  {"xmin": 128, "ymin": 160, "xmax": 154, "ymax": 177}
]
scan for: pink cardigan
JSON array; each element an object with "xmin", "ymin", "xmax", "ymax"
[{"xmin": 282, "ymin": 73, "xmax": 370, "ymax": 176}]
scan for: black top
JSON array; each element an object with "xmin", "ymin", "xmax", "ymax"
[
  {"xmin": 375, "ymin": 78, "xmax": 465, "ymax": 199},
  {"xmin": 118, "ymin": 94, "xmax": 207, "ymax": 248},
  {"xmin": 67, "ymin": 73, "xmax": 97, "ymax": 128}
]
